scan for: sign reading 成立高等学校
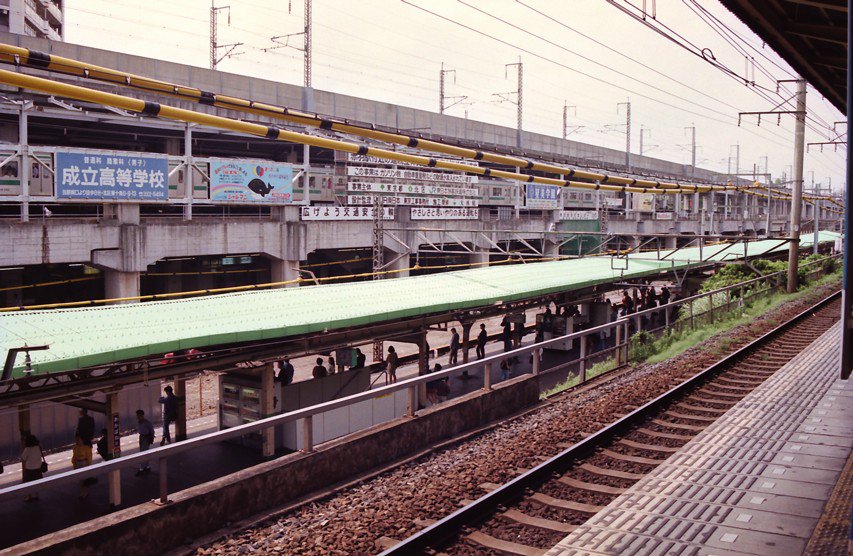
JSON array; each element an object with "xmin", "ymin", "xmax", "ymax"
[{"xmin": 56, "ymin": 152, "xmax": 168, "ymax": 201}]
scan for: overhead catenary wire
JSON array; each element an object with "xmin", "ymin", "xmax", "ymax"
[{"xmin": 0, "ymin": 44, "xmax": 751, "ymax": 193}]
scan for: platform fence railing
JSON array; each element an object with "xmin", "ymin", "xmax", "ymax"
[{"xmin": 0, "ymin": 254, "xmax": 840, "ymax": 505}]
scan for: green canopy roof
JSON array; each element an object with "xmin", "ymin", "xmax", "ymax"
[{"xmin": 0, "ymin": 232, "xmax": 838, "ymax": 378}]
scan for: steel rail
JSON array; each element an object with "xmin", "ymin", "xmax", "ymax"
[{"xmin": 379, "ymin": 290, "xmax": 842, "ymax": 554}]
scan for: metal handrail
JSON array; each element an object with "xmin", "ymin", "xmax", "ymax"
[{"xmin": 0, "ymin": 253, "xmax": 839, "ymax": 501}]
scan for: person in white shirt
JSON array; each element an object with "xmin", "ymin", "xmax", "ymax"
[{"xmin": 20, "ymin": 434, "xmax": 44, "ymax": 501}]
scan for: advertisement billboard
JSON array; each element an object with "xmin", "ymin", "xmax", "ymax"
[
  {"xmin": 525, "ymin": 183, "xmax": 561, "ymax": 210},
  {"xmin": 210, "ymin": 159, "xmax": 293, "ymax": 204},
  {"xmin": 410, "ymin": 207, "xmax": 479, "ymax": 220},
  {"xmin": 55, "ymin": 151, "xmax": 169, "ymax": 201}
]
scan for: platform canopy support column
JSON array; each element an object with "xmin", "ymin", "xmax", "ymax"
[
  {"xmin": 173, "ymin": 378, "xmax": 188, "ymax": 442},
  {"xmin": 105, "ymin": 389, "xmax": 122, "ymax": 508},
  {"xmin": 261, "ymin": 363, "xmax": 276, "ymax": 458},
  {"xmin": 17, "ymin": 403, "xmax": 29, "ymax": 450}
]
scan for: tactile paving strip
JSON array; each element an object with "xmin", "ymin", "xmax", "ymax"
[{"xmin": 547, "ymin": 322, "xmax": 852, "ymax": 556}]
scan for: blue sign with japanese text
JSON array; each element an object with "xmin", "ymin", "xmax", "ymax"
[
  {"xmin": 525, "ymin": 183, "xmax": 561, "ymax": 209},
  {"xmin": 55, "ymin": 151, "xmax": 169, "ymax": 201},
  {"xmin": 210, "ymin": 159, "xmax": 293, "ymax": 204}
]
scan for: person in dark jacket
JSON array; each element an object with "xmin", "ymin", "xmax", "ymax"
[
  {"xmin": 75, "ymin": 408, "xmax": 95, "ymax": 446},
  {"xmin": 501, "ymin": 319, "xmax": 513, "ymax": 352},
  {"xmin": 448, "ymin": 328, "xmax": 460, "ymax": 365},
  {"xmin": 476, "ymin": 324, "xmax": 488, "ymax": 359},
  {"xmin": 158, "ymin": 386, "xmax": 178, "ymax": 445},
  {"xmin": 312, "ymin": 358, "xmax": 328, "ymax": 379},
  {"xmin": 96, "ymin": 428, "xmax": 111, "ymax": 461},
  {"xmin": 278, "ymin": 358, "xmax": 295, "ymax": 384}
]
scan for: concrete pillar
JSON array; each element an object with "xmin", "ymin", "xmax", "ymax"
[
  {"xmin": 105, "ymin": 390, "xmax": 122, "ymax": 507},
  {"xmin": 173, "ymin": 378, "xmax": 188, "ymax": 441},
  {"xmin": 470, "ymin": 251, "xmax": 490, "ymax": 268},
  {"xmin": 270, "ymin": 258, "xmax": 300, "ymax": 287},
  {"xmin": 261, "ymin": 364, "xmax": 275, "ymax": 457},
  {"xmin": 104, "ymin": 270, "xmax": 140, "ymax": 302},
  {"xmin": 103, "ymin": 203, "xmax": 140, "ymax": 224},
  {"xmin": 461, "ymin": 321, "xmax": 473, "ymax": 365},
  {"xmin": 387, "ymin": 252, "xmax": 411, "ymax": 278},
  {"xmin": 543, "ymin": 240, "xmax": 560, "ymax": 259},
  {"xmin": 665, "ymin": 236, "xmax": 677, "ymax": 249},
  {"xmin": 417, "ymin": 331, "xmax": 429, "ymax": 408}
]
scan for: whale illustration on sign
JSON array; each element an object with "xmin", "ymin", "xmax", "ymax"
[{"xmin": 247, "ymin": 178, "xmax": 274, "ymax": 196}]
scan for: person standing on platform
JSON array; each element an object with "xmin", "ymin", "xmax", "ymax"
[
  {"xmin": 75, "ymin": 408, "xmax": 95, "ymax": 447},
  {"xmin": 96, "ymin": 428, "xmax": 111, "ymax": 461},
  {"xmin": 448, "ymin": 328, "xmax": 460, "ymax": 365},
  {"xmin": 385, "ymin": 346, "xmax": 399, "ymax": 384},
  {"xmin": 20, "ymin": 434, "xmax": 43, "ymax": 501},
  {"xmin": 135, "ymin": 409, "xmax": 154, "ymax": 476},
  {"xmin": 660, "ymin": 286, "xmax": 671, "ymax": 306},
  {"xmin": 71, "ymin": 435, "xmax": 94, "ymax": 499},
  {"xmin": 354, "ymin": 349, "xmax": 366, "ymax": 369},
  {"xmin": 502, "ymin": 319, "xmax": 513, "ymax": 352},
  {"xmin": 279, "ymin": 358, "xmax": 295, "ymax": 385},
  {"xmin": 158, "ymin": 385, "xmax": 178, "ymax": 446},
  {"xmin": 499, "ymin": 359, "xmax": 511, "ymax": 381},
  {"xmin": 476, "ymin": 323, "xmax": 488, "ymax": 360},
  {"xmin": 312, "ymin": 358, "xmax": 328, "ymax": 379},
  {"xmin": 328, "ymin": 356, "xmax": 336, "ymax": 374}
]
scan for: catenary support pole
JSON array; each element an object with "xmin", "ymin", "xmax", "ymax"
[{"xmin": 787, "ymin": 79, "xmax": 806, "ymax": 293}]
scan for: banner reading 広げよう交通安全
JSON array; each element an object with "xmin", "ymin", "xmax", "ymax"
[{"xmin": 210, "ymin": 159, "xmax": 293, "ymax": 203}]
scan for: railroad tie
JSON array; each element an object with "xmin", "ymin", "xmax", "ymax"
[
  {"xmin": 500, "ymin": 508, "xmax": 577, "ymax": 533},
  {"xmin": 701, "ymin": 383, "xmax": 755, "ymax": 392},
  {"xmin": 530, "ymin": 491, "xmax": 606, "ymax": 513},
  {"xmin": 602, "ymin": 448, "xmax": 664, "ymax": 465},
  {"xmin": 638, "ymin": 427, "xmax": 694, "ymax": 441},
  {"xmin": 580, "ymin": 462, "xmax": 646, "ymax": 480},
  {"xmin": 715, "ymin": 376, "xmax": 762, "ymax": 386},
  {"xmin": 695, "ymin": 388, "xmax": 744, "ymax": 400},
  {"xmin": 675, "ymin": 402, "xmax": 728, "ymax": 414},
  {"xmin": 687, "ymin": 395, "xmax": 736, "ymax": 406},
  {"xmin": 618, "ymin": 438, "xmax": 680, "ymax": 453},
  {"xmin": 662, "ymin": 411, "xmax": 719, "ymax": 422},
  {"xmin": 651, "ymin": 418, "xmax": 706, "ymax": 432},
  {"xmin": 466, "ymin": 531, "xmax": 547, "ymax": 556},
  {"xmin": 557, "ymin": 476, "xmax": 628, "ymax": 495}
]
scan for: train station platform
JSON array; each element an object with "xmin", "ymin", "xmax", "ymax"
[
  {"xmin": 0, "ymin": 323, "xmax": 584, "ymax": 549},
  {"xmin": 547, "ymin": 323, "xmax": 852, "ymax": 556}
]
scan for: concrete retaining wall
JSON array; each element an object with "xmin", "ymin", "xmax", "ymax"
[{"xmin": 15, "ymin": 373, "xmax": 542, "ymax": 555}]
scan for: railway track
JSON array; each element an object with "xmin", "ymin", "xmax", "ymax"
[{"xmin": 380, "ymin": 292, "xmax": 841, "ymax": 556}]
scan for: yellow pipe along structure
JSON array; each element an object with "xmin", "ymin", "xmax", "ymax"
[
  {"xmin": 0, "ymin": 43, "xmax": 748, "ymax": 193},
  {"xmin": 0, "ymin": 68, "xmax": 715, "ymax": 195}
]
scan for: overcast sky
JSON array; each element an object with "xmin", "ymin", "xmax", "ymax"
[{"xmin": 65, "ymin": 0, "xmax": 846, "ymax": 193}]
